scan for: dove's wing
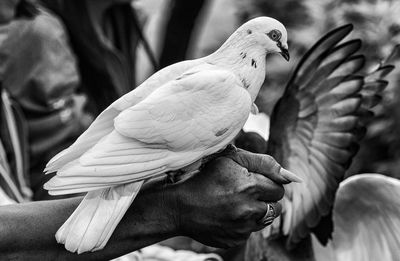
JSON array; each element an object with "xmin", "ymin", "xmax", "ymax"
[
  {"xmin": 113, "ymin": 69, "xmax": 250, "ymax": 149},
  {"xmin": 314, "ymin": 174, "xmax": 400, "ymax": 261},
  {"xmin": 45, "ymin": 59, "xmax": 204, "ymax": 174},
  {"xmin": 266, "ymin": 24, "xmax": 392, "ymax": 246},
  {"xmin": 45, "ymin": 68, "xmax": 251, "ymax": 194}
]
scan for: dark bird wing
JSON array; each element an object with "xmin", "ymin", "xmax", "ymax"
[{"xmin": 266, "ymin": 24, "xmax": 394, "ymax": 247}]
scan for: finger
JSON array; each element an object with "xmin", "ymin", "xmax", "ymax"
[
  {"xmin": 248, "ymin": 201, "xmax": 271, "ymax": 221},
  {"xmin": 252, "ymin": 174, "xmax": 285, "ymax": 202},
  {"xmin": 228, "ymin": 149, "xmax": 302, "ymax": 184},
  {"xmin": 254, "ymin": 202, "xmax": 282, "ymax": 220},
  {"xmin": 259, "ymin": 202, "xmax": 282, "ymax": 226},
  {"xmin": 240, "ymin": 202, "xmax": 269, "ymax": 232},
  {"xmin": 251, "ymin": 202, "xmax": 282, "ymax": 230},
  {"xmin": 269, "ymin": 202, "xmax": 282, "ymax": 218}
]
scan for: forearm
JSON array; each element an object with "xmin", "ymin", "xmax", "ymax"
[{"xmin": 0, "ymin": 185, "xmax": 178, "ymax": 260}]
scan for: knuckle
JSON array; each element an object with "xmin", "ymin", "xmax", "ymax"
[
  {"xmin": 263, "ymin": 155, "xmax": 280, "ymax": 172},
  {"xmin": 246, "ymin": 180, "xmax": 258, "ymax": 193},
  {"xmin": 238, "ymin": 166, "xmax": 250, "ymax": 177},
  {"xmin": 234, "ymin": 205, "xmax": 258, "ymax": 220},
  {"xmin": 273, "ymin": 163, "xmax": 281, "ymax": 175},
  {"xmin": 234, "ymin": 207, "xmax": 250, "ymax": 220},
  {"xmin": 237, "ymin": 179, "xmax": 257, "ymax": 194},
  {"xmin": 261, "ymin": 154, "xmax": 274, "ymax": 165},
  {"xmin": 264, "ymin": 154, "xmax": 276, "ymax": 162},
  {"xmin": 267, "ymin": 156, "xmax": 281, "ymax": 174}
]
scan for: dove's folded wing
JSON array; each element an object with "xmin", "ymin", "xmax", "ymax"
[
  {"xmin": 45, "ymin": 68, "xmax": 252, "ymax": 194},
  {"xmin": 114, "ymin": 69, "xmax": 251, "ymax": 150},
  {"xmin": 266, "ymin": 24, "xmax": 393, "ymax": 247},
  {"xmin": 45, "ymin": 59, "xmax": 205, "ymax": 174},
  {"xmin": 326, "ymin": 174, "xmax": 400, "ymax": 261}
]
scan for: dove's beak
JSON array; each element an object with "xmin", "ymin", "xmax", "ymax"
[
  {"xmin": 280, "ymin": 48, "xmax": 290, "ymax": 61},
  {"xmin": 278, "ymin": 42, "xmax": 290, "ymax": 61}
]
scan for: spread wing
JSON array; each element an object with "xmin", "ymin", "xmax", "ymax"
[
  {"xmin": 266, "ymin": 24, "xmax": 394, "ymax": 247},
  {"xmin": 313, "ymin": 174, "xmax": 400, "ymax": 261},
  {"xmin": 45, "ymin": 69, "xmax": 251, "ymax": 194}
]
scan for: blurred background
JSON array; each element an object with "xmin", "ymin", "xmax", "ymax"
[{"xmin": 0, "ymin": 0, "xmax": 399, "ymax": 260}]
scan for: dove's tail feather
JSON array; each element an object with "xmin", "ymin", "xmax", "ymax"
[{"xmin": 56, "ymin": 181, "xmax": 144, "ymax": 254}]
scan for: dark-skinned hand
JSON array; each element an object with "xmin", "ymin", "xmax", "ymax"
[{"xmin": 171, "ymin": 149, "xmax": 296, "ymax": 249}]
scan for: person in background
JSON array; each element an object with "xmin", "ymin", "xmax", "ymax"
[
  {"xmin": 40, "ymin": 0, "xmax": 208, "ymax": 112},
  {"xmin": 40, "ymin": 0, "xmax": 149, "ymax": 115},
  {"xmin": 0, "ymin": 1, "xmax": 92, "ymax": 200}
]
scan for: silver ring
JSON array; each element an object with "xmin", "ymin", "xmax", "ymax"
[{"xmin": 259, "ymin": 203, "xmax": 275, "ymax": 226}]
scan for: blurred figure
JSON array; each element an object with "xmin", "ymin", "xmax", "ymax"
[
  {"xmin": 40, "ymin": 0, "xmax": 152, "ymax": 115},
  {"xmin": 41, "ymin": 0, "xmax": 208, "ymax": 114},
  {"xmin": 0, "ymin": 1, "xmax": 92, "ymax": 200},
  {"xmin": 158, "ymin": 0, "xmax": 207, "ymax": 67},
  {"xmin": 0, "ymin": 0, "xmax": 42, "ymax": 204}
]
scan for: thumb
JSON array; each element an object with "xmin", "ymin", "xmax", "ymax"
[{"xmin": 227, "ymin": 149, "xmax": 302, "ymax": 184}]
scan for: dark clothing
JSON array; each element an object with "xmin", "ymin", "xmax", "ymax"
[
  {"xmin": 0, "ymin": 87, "xmax": 30, "ymax": 203},
  {"xmin": 41, "ymin": 0, "xmax": 141, "ymax": 115}
]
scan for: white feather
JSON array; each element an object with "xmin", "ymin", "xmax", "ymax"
[{"xmin": 313, "ymin": 174, "xmax": 400, "ymax": 261}]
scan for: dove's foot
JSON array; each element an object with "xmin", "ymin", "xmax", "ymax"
[
  {"xmin": 166, "ymin": 160, "xmax": 202, "ymax": 184},
  {"xmin": 166, "ymin": 170, "xmax": 184, "ymax": 184},
  {"xmin": 225, "ymin": 144, "xmax": 238, "ymax": 154},
  {"xmin": 217, "ymin": 144, "xmax": 238, "ymax": 157},
  {"xmin": 200, "ymin": 144, "xmax": 238, "ymax": 169}
]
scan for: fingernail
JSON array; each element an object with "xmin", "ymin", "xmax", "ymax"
[{"xmin": 280, "ymin": 168, "xmax": 303, "ymax": 183}]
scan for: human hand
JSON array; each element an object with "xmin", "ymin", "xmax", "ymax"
[{"xmin": 172, "ymin": 149, "xmax": 294, "ymax": 248}]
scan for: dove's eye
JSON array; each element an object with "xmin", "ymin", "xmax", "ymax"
[{"xmin": 267, "ymin": 30, "xmax": 282, "ymax": 42}]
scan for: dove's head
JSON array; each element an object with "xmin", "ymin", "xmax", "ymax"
[
  {"xmin": 210, "ymin": 17, "xmax": 289, "ymax": 102},
  {"xmin": 239, "ymin": 17, "xmax": 289, "ymax": 61}
]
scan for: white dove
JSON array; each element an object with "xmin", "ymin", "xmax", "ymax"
[{"xmin": 43, "ymin": 17, "xmax": 295, "ymax": 254}]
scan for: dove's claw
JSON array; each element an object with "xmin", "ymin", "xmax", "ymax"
[
  {"xmin": 214, "ymin": 144, "xmax": 238, "ymax": 158},
  {"xmin": 166, "ymin": 171, "xmax": 183, "ymax": 184},
  {"xmin": 200, "ymin": 144, "xmax": 238, "ymax": 168},
  {"xmin": 225, "ymin": 144, "xmax": 238, "ymax": 154}
]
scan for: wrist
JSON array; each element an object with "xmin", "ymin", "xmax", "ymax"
[
  {"xmin": 159, "ymin": 182, "xmax": 182, "ymax": 236},
  {"xmin": 125, "ymin": 181, "xmax": 181, "ymax": 242},
  {"xmin": 168, "ymin": 175, "xmax": 202, "ymax": 238}
]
